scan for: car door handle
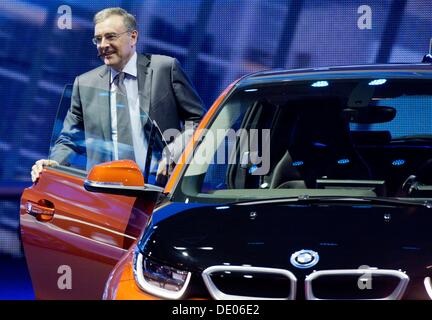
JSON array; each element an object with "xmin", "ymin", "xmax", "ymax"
[{"xmin": 25, "ymin": 200, "xmax": 55, "ymax": 222}]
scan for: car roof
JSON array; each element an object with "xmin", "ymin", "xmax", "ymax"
[{"xmin": 237, "ymin": 63, "xmax": 432, "ymax": 88}]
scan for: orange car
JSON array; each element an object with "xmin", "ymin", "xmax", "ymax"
[{"xmin": 21, "ymin": 64, "xmax": 432, "ymax": 300}]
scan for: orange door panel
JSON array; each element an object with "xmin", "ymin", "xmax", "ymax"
[{"xmin": 20, "ymin": 167, "xmax": 155, "ymax": 299}]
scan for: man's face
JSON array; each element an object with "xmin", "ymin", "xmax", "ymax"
[{"xmin": 94, "ymin": 15, "xmax": 138, "ymax": 71}]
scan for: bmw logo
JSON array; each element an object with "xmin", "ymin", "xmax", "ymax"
[{"xmin": 290, "ymin": 249, "xmax": 319, "ymax": 269}]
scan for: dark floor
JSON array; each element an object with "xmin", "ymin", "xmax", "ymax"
[{"xmin": 0, "ymin": 198, "xmax": 35, "ymax": 300}]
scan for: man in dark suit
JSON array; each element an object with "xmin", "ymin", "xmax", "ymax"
[{"xmin": 31, "ymin": 7, "xmax": 204, "ymax": 182}]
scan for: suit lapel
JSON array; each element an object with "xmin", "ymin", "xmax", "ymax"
[
  {"xmin": 98, "ymin": 66, "xmax": 111, "ymax": 141},
  {"xmin": 137, "ymin": 54, "xmax": 152, "ymax": 116}
]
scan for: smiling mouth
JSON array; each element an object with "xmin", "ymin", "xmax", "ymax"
[{"xmin": 101, "ymin": 51, "xmax": 116, "ymax": 57}]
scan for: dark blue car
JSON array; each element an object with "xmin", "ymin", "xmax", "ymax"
[
  {"xmin": 106, "ymin": 63, "xmax": 432, "ymax": 300},
  {"xmin": 22, "ymin": 62, "xmax": 432, "ymax": 300}
]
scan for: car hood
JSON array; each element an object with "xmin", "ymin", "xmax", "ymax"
[{"xmin": 140, "ymin": 200, "xmax": 432, "ymax": 277}]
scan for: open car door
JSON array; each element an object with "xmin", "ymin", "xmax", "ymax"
[{"xmin": 20, "ymin": 85, "xmax": 169, "ymax": 299}]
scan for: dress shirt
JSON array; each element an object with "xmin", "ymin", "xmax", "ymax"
[{"xmin": 110, "ymin": 52, "xmax": 148, "ymax": 170}]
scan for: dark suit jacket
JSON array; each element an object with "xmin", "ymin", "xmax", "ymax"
[{"xmin": 50, "ymin": 54, "xmax": 205, "ymax": 169}]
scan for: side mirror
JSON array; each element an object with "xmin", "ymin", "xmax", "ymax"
[{"xmin": 84, "ymin": 160, "xmax": 164, "ymax": 196}]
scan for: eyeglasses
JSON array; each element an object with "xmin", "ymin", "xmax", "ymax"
[{"xmin": 92, "ymin": 30, "xmax": 130, "ymax": 46}]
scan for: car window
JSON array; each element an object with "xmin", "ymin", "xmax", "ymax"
[
  {"xmin": 177, "ymin": 77, "xmax": 432, "ymax": 203},
  {"xmin": 48, "ymin": 84, "xmax": 169, "ymax": 185}
]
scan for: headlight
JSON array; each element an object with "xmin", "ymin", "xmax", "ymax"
[{"xmin": 133, "ymin": 251, "xmax": 191, "ymax": 299}]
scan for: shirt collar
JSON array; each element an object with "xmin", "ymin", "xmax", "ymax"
[{"xmin": 110, "ymin": 51, "xmax": 138, "ymax": 84}]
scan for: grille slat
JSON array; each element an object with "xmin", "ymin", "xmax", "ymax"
[
  {"xmin": 202, "ymin": 266, "xmax": 297, "ymax": 300},
  {"xmin": 201, "ymin": 266, "xmax": 410, "ymax": 300},
  {"xmin": 305, "ymin": 269, "xmax": 410, "ymax": 300}
]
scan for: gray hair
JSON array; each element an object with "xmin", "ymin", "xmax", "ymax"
[{"xmin": 93, "ymin": 7, "xmax": 137, "ymax": 31}]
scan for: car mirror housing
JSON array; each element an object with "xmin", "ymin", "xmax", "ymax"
[
  {"xmin": 84, "ymin": 160, "xmax": 164, "ymax": 196},
  {"xmin": 342, "ymin": 106, "xmax": 396, "ymax": 124}
]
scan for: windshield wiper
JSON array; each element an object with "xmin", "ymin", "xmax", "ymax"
[
  {"xmin": 237, "ymin": 195, "xmax": 432, "ymax": 208},
  {"xmin": 299, "ymin": 195, "xmax": 432, "ymax": 208}
]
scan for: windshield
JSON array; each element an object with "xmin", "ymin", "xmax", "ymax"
[{"xmin": 175, "ymin": 76, "xmax": 432, "ymax": 203}]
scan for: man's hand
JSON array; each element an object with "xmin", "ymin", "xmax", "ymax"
[
  {"xmin": 156, "ymin": 157, "xmax": 173, "ymax": 187},
  {"xmin": 31, "ymin": 159, "xmax": 59, "ymax": 182}
]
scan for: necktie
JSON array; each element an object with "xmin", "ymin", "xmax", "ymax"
[{"xmin": 114, "ymin": 72, "xmax": 135, "ymax": 161}]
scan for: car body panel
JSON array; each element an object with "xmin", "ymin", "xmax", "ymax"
[
  {"xmin": 142, "ymin": 202, "xmax": 432, "ymax": 272},
  {"xmin": 114, "ymin": 200, "xmax": 432, "ymax": 300},
  {"xmin": 20, "ymin": 168, "xmax": 153, "ymax": 299},
  {"xmin": 241, "ymin": 64, "xmax": 432, "ymax": 85}
]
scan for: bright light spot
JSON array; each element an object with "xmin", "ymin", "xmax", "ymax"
[
  {"xmin": 311, "ymin": 81, "xmax": 329, "ymax": 87},
  {"xmin": 368, "ymin": 79, "xmax": 387, "ymax": 86},
  {"xmin": 337, "ymin": 158, "xmax": 350, "ymax": 165},
  {"xmin": 292, "ymin": 161, "xmax": 304, "ymax": 167},
  {"xmin": 249, "ymin": 165, "xmax": 258, "ymax": 174},
  {"xmin": 392, "ymin": 159, "xmax": 405, "ymax": 166}
]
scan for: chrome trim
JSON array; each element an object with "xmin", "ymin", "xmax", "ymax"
[
  {"xmin": 202, "ymin": 265, "xmax": 297, "ymax": 300},
  {"xmin": 84, "ymin": 179, "xmax": 141, "ymax": 190},
  {"xmin": 235, "ymin": 197, "xmax": 377, "ymax": 206},
  {"xmin": 305, "ymin": 269, "xmax": 409, "ymax": 300},
  {"xmin": 424, "ymin": 277, "xmax": 432, "ymax": 299},
  {"xmin": 84, "ymin": 180, "xmax": 164, "ymax": 192},
  {"xmin": 143, "ymin": 184, "xmax": 165, "ymax": 192}
]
